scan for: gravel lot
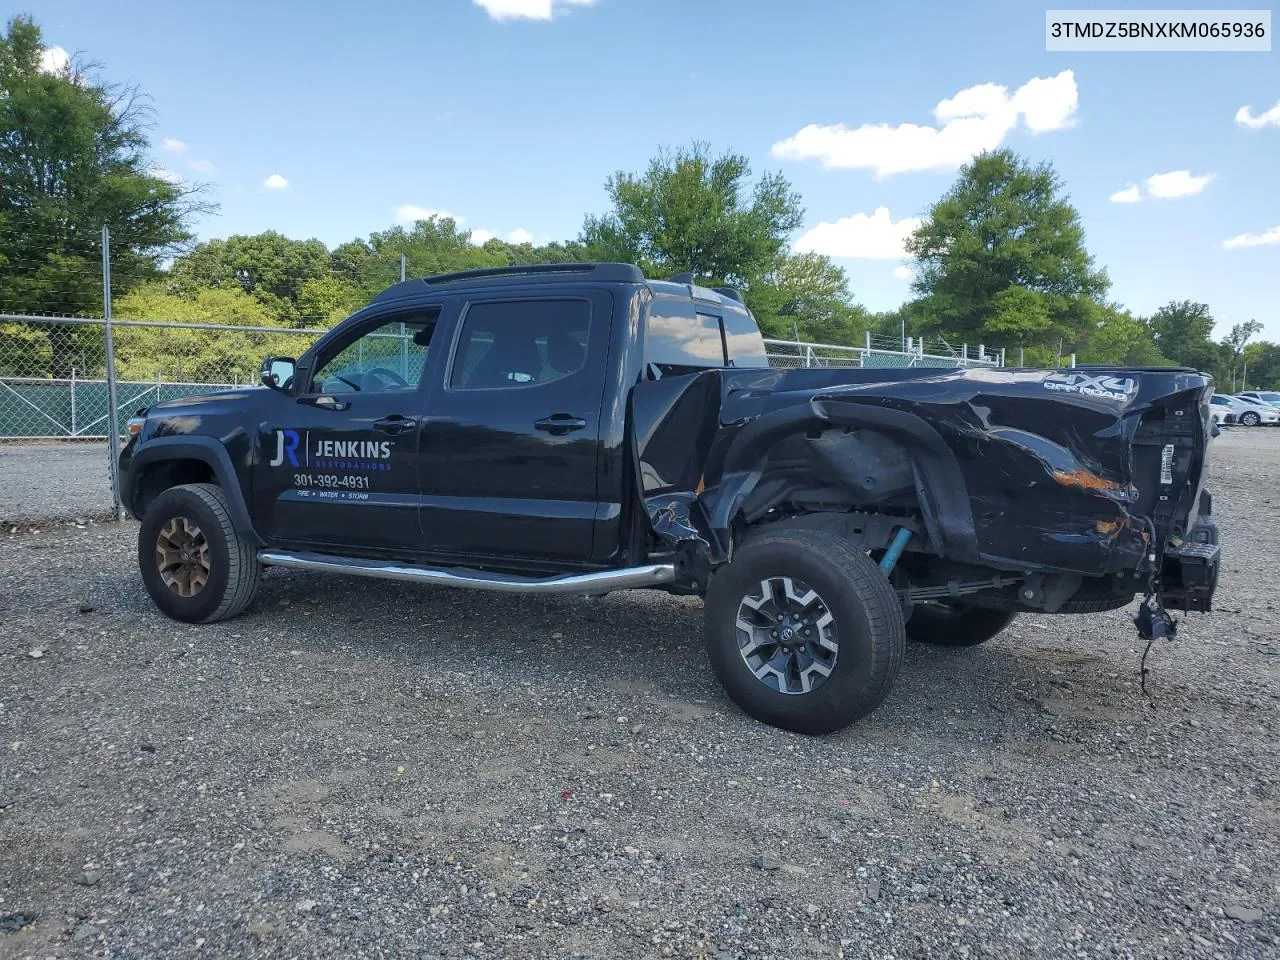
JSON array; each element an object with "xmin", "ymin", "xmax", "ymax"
[
  {"xmin": 0, "ymin": 444, "xmax": 116, "ymax": 525},
  {"xmin": 2, "ymin": 428, "xmax": 1278, "ymax": 959}
]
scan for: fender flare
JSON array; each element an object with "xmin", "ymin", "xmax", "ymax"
[
  {"xmin": 701, "ymin": 397, "xmax": 979, "ymax": 563},
  {"xmin": 126, "ymin": 436, "xmax": 262, "ymax": 544}
]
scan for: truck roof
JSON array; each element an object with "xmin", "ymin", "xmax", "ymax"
[{"xmin": 371, "ymin": 262, "xmax": 749, "ymax": 313}]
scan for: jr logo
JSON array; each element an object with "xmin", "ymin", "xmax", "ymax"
[{"xmin": 269, "ymin": 429, "xmax": 301, "ymax": 467}]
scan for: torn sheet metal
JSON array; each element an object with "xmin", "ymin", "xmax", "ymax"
[{"xmin": 630, "ymin": 364, "xmax": 1214, "ymax": 584}]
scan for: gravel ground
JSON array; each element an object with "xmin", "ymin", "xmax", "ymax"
[
  {"xmin": 1, "ymin": 428, "xmax": 1278, "ymax": 960},
  {"xmin": 0, "ymin": 444, "xmax": 116, "ymax": 526}
]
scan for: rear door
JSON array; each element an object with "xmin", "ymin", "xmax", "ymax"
[
  {"xmin": 417, "ymin": 290, "xmax": 613, "ymax": 565},
  {"xmin": 255, "ymin": 305, "xmax": 447, "ymax": 551}
]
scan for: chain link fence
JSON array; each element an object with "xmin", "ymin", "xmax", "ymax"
[
  {"xmin": 2, "ymin": 315, "xmax": 1003, "ymax": 528},
  {"xmin": 763, "ymin": 337, "xmax": 1002, "ymax": 370},
  {"xmin": 1, "ymin": 314, "xmax": 321, "ymax": 526}
]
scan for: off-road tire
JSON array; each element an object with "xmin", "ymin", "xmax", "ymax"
[
  {"xmin": 138, "ymin": 483, "xmax": 260, "ymax": 623},
  {"xmin": 906, "ymin": 603, "xmax": 1016, "ymax": 646},
  {"xmin": 704, "ymin": 530, "xmax": 905, "ymax": 735}
]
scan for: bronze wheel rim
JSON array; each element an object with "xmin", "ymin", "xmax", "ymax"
[{"xmin": 155, "ymin": 516, "xmax": 211, "ymax": 598}]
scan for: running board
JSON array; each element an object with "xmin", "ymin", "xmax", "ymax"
[{"xmin": 257, "ymin": 550, "xmax": 676, "ymax": 595}]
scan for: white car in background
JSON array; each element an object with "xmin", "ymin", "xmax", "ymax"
[
  {"xmin": 1214, "ymin": 394, "xmax": 1280, "ymax": 427},
  {"xmin": 1239, "ymin": 390, "xmax": 1280, "ymax": 410}
]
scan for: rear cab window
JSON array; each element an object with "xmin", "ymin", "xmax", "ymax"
[{"xmin": 644, "ymin": 291, "xmax": 768, "ymax": 377}]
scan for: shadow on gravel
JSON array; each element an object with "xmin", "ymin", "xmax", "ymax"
[{"xmin": 102, "ymin": 564, "xmax": 1124, "ymax": 746}]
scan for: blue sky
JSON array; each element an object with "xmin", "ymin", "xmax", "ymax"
[{"xmin": 27, "ymin": 0, "xmax": 1280, "ymax": 338}]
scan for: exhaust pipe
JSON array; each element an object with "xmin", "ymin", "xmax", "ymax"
[{"xmin": 258, "ymin": 550, "xmax": 676, "ymax": 595}]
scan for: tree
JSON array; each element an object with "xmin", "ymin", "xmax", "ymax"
[
  {"xmin": 168, "ymin": 232, "xmax": 331, "ymax": 325},
  {"xmin": 1079, "ymin": 305, "xmax": 1166, "ymax": 366},
  {"xmin": 1242, "ymin": 341, "xmax": 1280, "ymax": 389},
  {"xmin": 749, "ymin": 253, "xmax": 871, "ymax": 343},
  {"xmin": 906, "ymin": 150, "xmax": 1108, "ymax": 354},
  {"xmin": 112, "ymin": 283, "xmax": 307, "ymax": 382},
  {"xmin": 1147, "ymin": 301, "xmax": 1225, "ymax": 374},
  {"xmin": 0, "ymin": 16, "xmax": 207, "ymax": 318},
  {"xmin": 581, "ymin": 143, "xmax": 803, "ymax": 291},
  {"xmin": 1221, "ymin": 319, "xmax": 1263, "ymax": 390},
  {"xmin": 0, "ymin": 15, "xmax": 209, "ymax": 373}
]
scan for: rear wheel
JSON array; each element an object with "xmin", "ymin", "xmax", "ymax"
[
  {"xmin": 704, "ymin": 530, "xmax": 904, "ymax": 735},
  {"xmin": 138, "ymin": 483, "xmax": 260, "ymax": 623},
  {"xmin": 906, "ymin": 603, "xmax": 1016, "ymax": 647},
  {"xmin": 1241, "ymin": 410, "xmax": 1261, "ymax": 427}
]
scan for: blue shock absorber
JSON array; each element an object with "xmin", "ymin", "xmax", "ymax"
[{"xmin": 879, "ymin": 527, "xmax": 912, "ymax": 576}]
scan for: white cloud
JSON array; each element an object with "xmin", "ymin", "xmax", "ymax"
[
  {"xmin": 1110, "ymin": 184, "xmax": 1141, "ymax": 204},
  {"xmin": 1223, "ymin": 225, "xmax": 1280, "ymax": 249},
  {"xmin": 162, "ymin": 137, "xmax": 187, "ymax": 154},
  {"xmin": 188, "ymin": 157, "xmax": 216, "ymax": 174},
  {"xmin": 1235, "ymin": 101, "xmax": 1280, "ymax": 129},
  {"xmin": 892, "ymin": 265, "xmax": 912, "ymax": 280},
  {"xmin": 1145, "ymin": 170, "xmax": 1214, "ymax": 199},
  {"xmin": 147, "ymin": 166, "xmax": 183, "ymax": 184},
  {"xmin": 39, "ymin": 46, "xmax": 69, "ymax": 74},
  {"xmin": 395, "ymin": 204, "xmax": 460, "ymax": 225},
  {"xmin": 506, "ymin": 228, "xmax": 534, "ymax": 243},
  {"xmin": 472, "ymin": 0, "xmax": 595, "ymax": 21},
  {"xmin": 793, "ymin": 207, "xmax": 922, "ymax": 260},
  {"xmin": 262, "ymin": 173, "xmax": 290, "ymax": 191},
  {"xmin": 771, "ymin": 70, "xmax": 1077, "ymax": 178},
  {"xmin": 470, "ymin": 229, "xmax": 496, "ymax": 245}
]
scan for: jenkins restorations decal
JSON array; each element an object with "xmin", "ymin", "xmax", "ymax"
[{"xmin": 269, "ymin": 430, "xmax": 395, "ymax": 471}]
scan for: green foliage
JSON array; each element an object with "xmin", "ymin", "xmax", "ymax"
[
  {"xmin": 581, "ymin": 142, "xmax": 803, "ymax": 290},
  {"xmin": 1147, "ymin": 301, "xmax": 1227, "ymax": 374},
  {"xmin": 1078, "ymin": 306, "xmax": 1166, "ymax": 366},
  {"xmin": 0, "ymin": 15, "xmax": 208, "ymax": 322},
  {"xmin": 167, "ymin": 232, "xmax": 331, "ymax": 325},
  {"xmin": 112, "ymin": 284, "xmax": 310, "ymax": 381},
  {"xmin": 580, "ymin": 143, "xmax": 869, "ymax": 344},
  {"xmin": 1242, "ymin": 341, "xmax": 1280, "ymax": 389},
  {"xmin": 906, "ymin": 150, "xmax": 1109, "ymax": 352},
  {"xmin": 750, "ymin": 253, "xmax": 871, "ymax": 343}
]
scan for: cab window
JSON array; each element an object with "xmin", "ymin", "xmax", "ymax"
[
  {"xmin": 312, "ymin": 310, "xmax": 438, "ymax": 393},
  {"xmin": 449, "ymin": 298, "xmax": 591, "ymax": 390}
]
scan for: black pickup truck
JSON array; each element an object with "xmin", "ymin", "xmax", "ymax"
[{"xmin": 119, "ymin": 263, "xmax": 1220, "ymax": 734}]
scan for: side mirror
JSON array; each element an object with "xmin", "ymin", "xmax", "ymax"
[{"xmin": 261, "ymin": 356, "xmax": 296, "ymax": 392}]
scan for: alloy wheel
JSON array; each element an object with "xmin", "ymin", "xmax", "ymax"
[
  {"xmin": 155, "ymin": 516, "xmax": 211, "ymax": 597},
  {"xmin": 735, "ymin": 576, "xmax": 839, "ymax": 695}
]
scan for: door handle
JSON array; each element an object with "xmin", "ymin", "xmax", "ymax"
[
  {"xmin": 373, "ymin": 415, "xmax": 417, "ymax": 435},
  {"xmin": 534, "ymin": 414, "xmax": 587, "ymax": 434}
]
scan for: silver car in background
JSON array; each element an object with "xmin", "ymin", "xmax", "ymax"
[
  {"xmin": 1239, "ymin": 390, "xmax": 1280, "ymax": 410},
  {"xmin": 1215, "ymin": 394, "xmax": 1280, "ymax": 427}
]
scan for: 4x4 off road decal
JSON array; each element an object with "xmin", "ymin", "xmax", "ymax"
[
  {"xmin": 269, "ymin": 429, "xmax": 395, "ymax": 471},
  {"xmin": 1042, "ymin": 372, "xmax": 1137, "ymax": 402}
]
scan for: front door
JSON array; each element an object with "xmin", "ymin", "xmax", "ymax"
[
  {"xmin": 417, "ymin": 291, "xmax": 613, "ymax": 565},
  {"xmin": 256, "ymin": 306, "xmax": 444, "ymax": 552}
]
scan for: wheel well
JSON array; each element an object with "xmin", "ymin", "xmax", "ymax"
[{"xmin": 135, "ymin": 459, "xmax": 216, "ymax": 517}]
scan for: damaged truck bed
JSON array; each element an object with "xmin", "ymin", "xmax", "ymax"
[
  {"xmin": 635, "ymin": 363, "xmax": 1219, "ymax": 619},
  {"xmin": 120, "ymin": 263, "xmax": 1220, "ymax": 734}
]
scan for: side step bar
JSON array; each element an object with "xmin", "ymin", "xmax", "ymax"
[{"xmin": 258, "ymin": 550, "xmax": 676, "ymax": 595}]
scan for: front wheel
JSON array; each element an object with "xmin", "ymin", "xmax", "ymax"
[
  {"xmin": 1241, "ymin": 411, "xmax": 1261, "ymax": 427},
  {"xmin": 704, "ymin": 530, "xmax": 905, "ymax": 735},
  {"xmin": 138, "ymin": 483, "xmax": 261, "ymax": 623},
  {"xmin": 906, "ymin": 603, "xmax": 1016, "ymax": 646}
]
